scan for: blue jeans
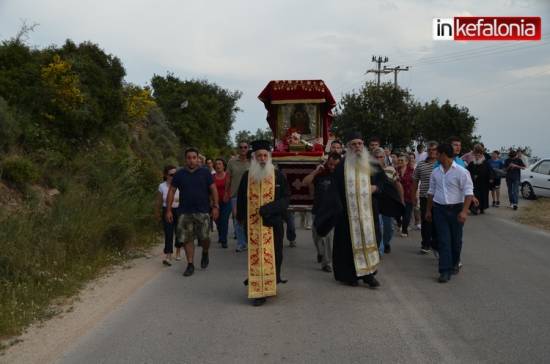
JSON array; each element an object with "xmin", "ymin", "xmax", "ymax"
[
  {"xmin": 231, "ymin": 197, "xmax": 247, "ymax": 249},
  {"xmin": 506, "ymin": 178, "xmax": 519, "ymax": 205},
  {"xmin": 215, "ymin": 200, "xmax": 232, "ymax": 244},
  {"xmin": 433, "ymin": 203, "xmax": 464, "ymax": 274},
  {"xmin": 379, "ymin": 214, "xmax": 394, "ymax": 255}
]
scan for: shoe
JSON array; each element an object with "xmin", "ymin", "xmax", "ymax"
[
  {"xmin": 162, "ymin": 259, "xmax": 172, "ymax": 266},
  {"xmin": 277, "ymin": 277, "xmax": 288, "ymax": 284},
  {"xmin": 496, "ymin": 201, "xmax": 500, "ymax": 207},
  {"xmin": 233, "ymin": 234, "xmax": 237, "ymax": 240},
  {"xmin": 183, "ymin": 263, "xmax": 195, "ymax": 277},
  {"xmin": 384, "ymin": 245, "xmax": 391, "ymax": 254},
  {"xmin": 305, "ymin": 225, "xmax": 312, "ymax": 230},
  {"xmin": 415, "ymin": 224, "xmax": 421, "ymax": 230},
  {"xmin": 513, "ymin": 205, "xmax": 518, "ymax": 210},
  {"xmin": 420, "ymin": 247, "xmax": 430, "ymax": 255},
  {"xmin": 200, "ymin": 253, "xmax": 209, "ymax": 269},
  {"xmin": 317, "ymin": 254, "xmax": 323, "ymax": 263},
  {"xmin": 452, "ymin": 265, "xmax": 461, "ymax": 275},
  {"xmin": 363, "ymin": 275, "xmax": 380, "ymax": 288},
  {"xmin": 252, "ymin": 298, "xmax": 266, "ymax": 306},
  {"xmin": 235, "ymin": 247, "xmax": 246, "ymax": 252},
  {"xmin": 321, "ymin": 265, "xmax": 332, "ymax": 273},
  {"xmin": 175, "ymin": 256, "xmax": 181, "ymax": 261},
  {"xmin": 289, "ymin": 241, "xmax": 296, "ymax": 248},
  {"xmin": 243, "ymin": 278, "xmax": 249, "ymax": 286},
  {"xmin": 221, "ymin": 242, "xmax": 228, "ymax": 249},
  {"xmin": 400, "ymin": 233, "xmax": 408, "ymax": 238},
  {"xmin": 432, "ymin": 249, "xmax": 439, "ymax": 258},
  {"xmin": 492, "ymin": 201, "xmax": 496, "ymax": 207},
  {"xmin": 438, "ymin": 273, "xmax": 450, "ymax": 283}
]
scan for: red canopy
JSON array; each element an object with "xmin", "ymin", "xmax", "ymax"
[{"xmin": 258, "ymin": 80, "xmax": 336, "ymax": 145}]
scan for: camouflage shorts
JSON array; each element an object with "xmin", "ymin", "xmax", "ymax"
[{"xmin": 177, "ymin": 213, "xmax": 211, "ymax": 243}]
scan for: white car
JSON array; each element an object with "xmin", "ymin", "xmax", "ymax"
[{"xmin": 521, "ymin": 158, "xmax": 550, "ymax": 199}]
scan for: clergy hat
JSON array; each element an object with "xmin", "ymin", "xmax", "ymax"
[
  {"xmin": 250, "ymin": 139, "xmax": 272, "ymax": 152},
  {"xmin": 344, "ymin": 131, "xmax": 363, "ymax": 143}
]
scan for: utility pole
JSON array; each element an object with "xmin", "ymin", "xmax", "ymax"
[
  {"xmin": 383, "ymin": 65, "xmax": 410, "ymax": 88},
  {"xmin": 366, "ymin": 56, "xmax": 390, "ymax": 87}
]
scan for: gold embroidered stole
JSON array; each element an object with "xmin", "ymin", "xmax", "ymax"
[
  {"xmin": 247, "ymin": 171, "xmax": 277, "ymax": 298},
  {"xmin": 344, "ymin": 158, "xmax": 380, "ymax": 276}
]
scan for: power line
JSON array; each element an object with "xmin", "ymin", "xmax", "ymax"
[{"xmin": 383, "ymin": 65, "xmax": 409, "ymax": 88}]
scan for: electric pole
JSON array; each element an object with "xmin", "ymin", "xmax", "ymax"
[
  {"xmin": 366, "ymin": 56, "xmax": 390, "ymax": 87},
  {"xmin": 383, "ymin": 65, "xmax": 410, "ymax": 88}
]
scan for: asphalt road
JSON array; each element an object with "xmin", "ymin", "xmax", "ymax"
[{"xmin": 57, "ymin": 210, "xmax": 550, "ymax": 364}]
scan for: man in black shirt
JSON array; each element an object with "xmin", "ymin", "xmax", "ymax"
[
  {"xmin": 504, "ymin": 150, "xmax": 526, "ymax": 210},
  {"xmin": 303, "ymin": 153, "xmax": 342, "ymax": 272}
]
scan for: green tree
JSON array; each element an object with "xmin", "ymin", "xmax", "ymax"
[
  {"xmin": 151, "ymin": 73, "xmax": 241, "ymax": 157},
  {"xmin": 333, "ymin": 82, "xmax": 416, "ymax": 149},
  {"xmin": 413, "ymin": 100, "xmax": 478, "ymax": 150},
  {"xmin": 234, "ymin": 128, "xmax": 273, "ymax": 145}
]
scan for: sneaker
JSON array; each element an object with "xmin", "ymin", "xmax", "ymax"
[
  {"xmin": 384, "ymin": 245, "xmax": 391, "ymax": 254},
  {"xmin": 200, "ymin": 253, "xmax": 209, "ymax": 269},
  {"xmin": 175, "ymin": 256, "xmax": 181, "ymax": 261},
  {"xmin": 183, "ymin": 263, "xmax": 195, "ymax": 277},
  {"xmin": 438, "ymin": 273, "xmax": 450, "ymax": 283},
  {"xmin": 321, "ymin": 265, "xmax": 332, "ymax": 273},
  {"xmin": 362, "ymin": 275, "xmax": 380, "ymax": 288},
  {"xmin": 289, "ymin": 241, "xmax": 297, "ymax": 248},
  {"xmin": 420, "ymin": 247, "xmax": 430, "ymax": 255},
  {"xmin": 513, "ymin": 204, "xmax": 518, "ymax": 210},
  {"xmin": 317, "ymin": 254, "xmax": 323, "ymax": 263},
  {"xmin": 162, "ymin": 259, "xmax": 172, "ymax": 267},
  {"xmin": 400, "ymin": 233, "xmax": 408, "ymax": 238}
]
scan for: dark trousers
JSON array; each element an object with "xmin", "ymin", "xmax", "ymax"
[
  {"xmin": 420, "ymin": 197, "xmax": 437, "ymax": 250},
  {"xmin": 215, "ymin": 200, "xmax": 232, "ymax": 244},
  {"xmin": 402, "ymin": 202, "xmax": 413, "ymax": 234},
  {"xmin": 273, "ymin": 223, "xmax": 284, "ymax": 280},
  {"xmin": 433, "ymin": 203, "xmax": 463, "ymax": 274},
  {"xmin": 162, "ymin": 207, "xmax": 182, "ymax": 254},
  {"xmin": 285, "ymin": 212, "xmax": 296, "ymax": 242}
]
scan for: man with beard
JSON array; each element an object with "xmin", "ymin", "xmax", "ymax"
[
  {"xmin": 237, "ymin": 140, "xmax": 290, "ymax": 306},
  {"xmin": 315, "ymin": 132, "xmax": 403, "ymax": 287},
  {"xmin": 467, "ymin": 144, "xmax": 495, "ymax": 215}
]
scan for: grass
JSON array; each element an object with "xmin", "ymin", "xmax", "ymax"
[
  {"xmin": 0, "ymin": 162, "xmax": 159, "ymax": 341},
  {"xmin": 516, "ymin": 197, "xmax": 550, "ymax": 231}
]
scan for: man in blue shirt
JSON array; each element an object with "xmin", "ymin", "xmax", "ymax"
[
  {"xmin": 433, "ymin": 136, "xmax": 466, "ymax": 169},
  {"xmin": 488, "ymin": 150, "xmax": 505, "ymax": 207},
  {"xmin": 166, "ymin": 148, "xmax": 219, "ymax": 277}
]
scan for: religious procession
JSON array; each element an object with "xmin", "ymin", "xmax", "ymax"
[{"xmin": 154, "ymin": 80, "xmax": 498, "ymax": 307}]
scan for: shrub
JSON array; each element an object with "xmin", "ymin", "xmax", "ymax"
[{"xmin": 1, "ymin": 155, "xmax": 40, "ymax": 187}]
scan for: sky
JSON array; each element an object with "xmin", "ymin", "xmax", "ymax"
[{"xmin": 1, "ymin": 0, "xmax": 549, "ymax": 156}]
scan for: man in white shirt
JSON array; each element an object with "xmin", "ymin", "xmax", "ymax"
[{"xmin": 426, "ymin": 143, "xmax": 474, "ymax": 283}]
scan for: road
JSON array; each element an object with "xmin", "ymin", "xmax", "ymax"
[{"xmin": 57, "ymin": 210, "xmax": 550, "ymax": 364}]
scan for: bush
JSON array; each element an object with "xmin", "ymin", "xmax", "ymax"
[{"xmin": 1, "ymin": 155, "xmax": 40, "ymax": 187}]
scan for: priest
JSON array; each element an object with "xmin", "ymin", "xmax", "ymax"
[
  {"xmin": 236, "ymin": 140, "xmax": 290, "ymax": 306},
  {"xmin": 315, "ymin": 132, "xmax": 403, "ymax": 287}
]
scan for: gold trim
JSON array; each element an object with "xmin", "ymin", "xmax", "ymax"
[{"xmin": 271, "ymin": 99, "xmax": 326, "ymax": 105}]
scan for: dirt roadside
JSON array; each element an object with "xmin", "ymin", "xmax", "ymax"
[{"xmin": 0, "ymin": 244, "xmax": 166, "ymax": 364}]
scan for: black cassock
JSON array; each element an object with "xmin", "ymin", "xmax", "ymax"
[
  {"xmin": 315, "ymin": 160, "xmax": 403, "ymax": 283},
  {"xmin": 236, "ymin": 169, "xmax": 290, "ymax": 282},
  {"xmin": 467, "ymin": 160, "xmax": 494, "ymax": 212}
]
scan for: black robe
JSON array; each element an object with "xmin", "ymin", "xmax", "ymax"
[
  {"xmin": 467, "ymin": 160, "xmax": 494, "ymax": 211},
  {"xmin": 236, "ymin": 169, "xmax": 290, "ymax": 281},
  {"xmin": 314, "ymin": 160, "xmax": 403, "ymax": 283}
]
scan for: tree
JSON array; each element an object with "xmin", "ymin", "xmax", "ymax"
[
  {"xmin": 333, "ymin": 82, "xmax": 416, "ymax": 149},
  {"xmin": 234, "ymin": 128, "xmax": 273, "ymax": 145},
  {"xmin": 151, "ymin": 73, "xmax": 242, "ymax": 157},
  {"xmin": 413, "ymin": 100, "xmax": 478, "ymax": 151}
]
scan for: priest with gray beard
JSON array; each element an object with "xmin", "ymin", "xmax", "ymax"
[
  {"xmin": 315, "ymin": 132, "xmax": 403, "ymax": 287},
  {"xmin": 236, "ymin": 140, "xmax": 290, "ymax": 306}
]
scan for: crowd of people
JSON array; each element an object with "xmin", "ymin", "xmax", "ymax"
[{"xmin": 155, "ymin": 132, "xmax": 528, "ymax": 305}]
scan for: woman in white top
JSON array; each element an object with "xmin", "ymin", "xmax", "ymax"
[{"xmin": 156, "ymin": 165, "xmax": 181, "ymax": 266}]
